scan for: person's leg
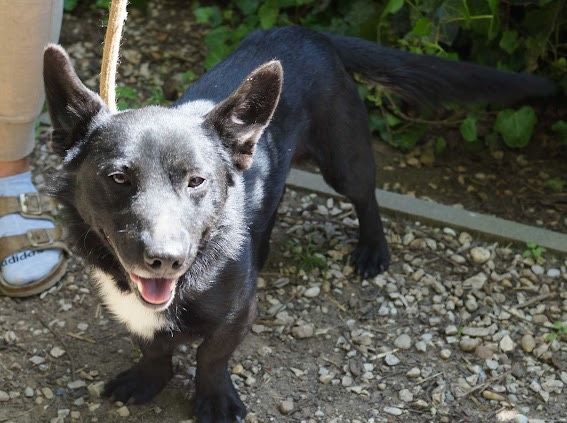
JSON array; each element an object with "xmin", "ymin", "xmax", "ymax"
[{"xmin": 0, "ymin": 0, "xmax": 64, "ymax": 287}]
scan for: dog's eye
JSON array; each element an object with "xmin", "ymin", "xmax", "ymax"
[
  {"xmin": 109, "ymin": 172, "xmax": 128, "ymax": 184},
  {"xmin": 188, "ymin": 176, "xmax": 205, "ymax": 188}
]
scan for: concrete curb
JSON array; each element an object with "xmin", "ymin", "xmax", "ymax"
[{"xmin": 287, "ymin": 168, "xmax": 567, "ymax": 255}]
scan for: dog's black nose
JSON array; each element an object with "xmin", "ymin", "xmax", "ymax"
[{"xmin": 143, "ymin": 247, "xmax": 185, "ymax": 272}]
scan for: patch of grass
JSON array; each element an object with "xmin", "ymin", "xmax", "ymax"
[
  {"xmin": 545, "ymin": 178, "xmax": 566, "ymax": 193},
  {"xmin": 523, "ymin": 242, "xmax": 546, "ymax": 259},
  {"xmin": 286, "ymin": 238, "xmax": 328, "ymax": 272},
  {"xmin": 544, "ymin": 321, "xmax": 567, "ymax": 343}
]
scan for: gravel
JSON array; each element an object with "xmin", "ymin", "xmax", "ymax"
[{"xmin": 0, "ymin": 3, "xmax": 565, "ymax": 422}]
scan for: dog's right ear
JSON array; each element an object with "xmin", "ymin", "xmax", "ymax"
[{"xmin": 43, "ymin": 44, "xmax": 108, "ymax": 156}]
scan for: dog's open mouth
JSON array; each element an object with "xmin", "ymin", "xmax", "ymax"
[{"xmin": 128, "ymin": 273, "xmax": 177, "ymax": 305}]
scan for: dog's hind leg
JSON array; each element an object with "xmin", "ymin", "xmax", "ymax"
[{"xmin": 308, "ymin": 83, "xmax": 390, "ymax": 278}]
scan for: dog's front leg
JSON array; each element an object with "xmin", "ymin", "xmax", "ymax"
[
  {"xmin": 103, "ymin": 333, "xmax": 175, "ymax": 404},
  {"xmin": 194, "ymin": 300, "xmax": 256, "ymax": 423}
]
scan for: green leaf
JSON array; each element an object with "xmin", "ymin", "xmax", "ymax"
[
  {"xmin": 194, "ymin": 6, "xmax": 222, "ymax": 26},
  {"xmin": 64, "ymin": 0, "xmax": 78, "ymax": 12},
  {"xmin": 203, "ymin": 26, "xmax": 232, "ymax": 69},
  {"xmin": 545, "ymin": 178, "xmax": 566, "ymax": 193},
  {"xmin": 235, "ymin": 0, "xmax": 259, "ymax": 15},
  {"xmin": 411, "ymin": 17, "xmax": 432, "ymax": 37},
  {"xmin": 385, "ymin": 113, "xmax": 401, "ymax": 127},
  {"xmin": 494, "ymin": 106, "xmax": 537, "ymax": 148},
  {"xmin": 499, "ymin": 30, "xmax": 520, "ymax": 55},
  {"xmin": 487, "ymin": 0, "xmax": 499, "ymax": 14},
  {"xmin": 258, "ymin": 0, "xmax": 279, "ymax": 29},
  {"xmin": 434, "ymin": 137, "xmax": 447, "ymax": 155},
  {"xmin": 95, "ymin": 0, "xmax": 110, "ymax": 9},
  {"xmin": 460, "ymin": 115, "xmax": 478, "ymax": 142},
  {"xmin": 383, "ymin": 0, "xmax": 404, "ymax": 16},
  {"xmin": 551, "ymin": 120, "xmax": 567, "ymax": 145},
  {"xmin": 395, "ymin": 126, "xmax": 426, "ymax": 150}
]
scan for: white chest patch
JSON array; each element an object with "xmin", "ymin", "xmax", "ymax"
[{"xmin": 91, "ymin": 268, "xmax": 168, "ymax": 340}]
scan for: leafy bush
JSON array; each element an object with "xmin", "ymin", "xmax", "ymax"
[
  {"xmin": 64, "ymin": 0, "xmax": 565, "ymax": 151},
  {"xmin": 192, "ymin": 0, "xmax": 565, "ymax": 151}
]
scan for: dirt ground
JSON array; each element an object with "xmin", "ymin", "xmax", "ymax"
[
  {"xmin": 1, "ymin": 2, "xmax": 567, "ymax": 423},
  {"xmin": 1, "ymin": 183, "xmax": 566, "ymax": 423}
]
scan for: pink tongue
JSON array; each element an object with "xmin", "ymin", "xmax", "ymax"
[{"xmin": 131, "ymin": 275, "xmax": 175, "ymax": 305}]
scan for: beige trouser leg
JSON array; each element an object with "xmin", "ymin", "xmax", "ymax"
[{"xmin": 0, "ymin": 0, "xmax": 63, "ymax": 161}]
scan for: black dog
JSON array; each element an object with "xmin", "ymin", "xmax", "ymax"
[{"xmin": 43, "ymin": 26, "xmax": 553, "ymax": 422}]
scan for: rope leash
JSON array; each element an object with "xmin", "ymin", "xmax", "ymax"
[{"xmin": 100, "ymin": 0, "xmax": 128, "ymax": 112}]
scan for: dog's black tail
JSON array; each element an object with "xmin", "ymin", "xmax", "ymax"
[{"xmin": 324, "ymin": 33, "xmax": 556, "ymax": 106}]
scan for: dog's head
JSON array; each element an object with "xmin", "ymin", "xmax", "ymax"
[{"xmin": 43, "ymin": 45, "xmax": 282, "ymax": 310}]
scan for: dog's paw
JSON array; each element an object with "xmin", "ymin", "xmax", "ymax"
[
  {"xmin": 194, "ymin": 389, "xmax": 247, "ymax": 423},
  {"xmin": 351, "ymin": 243, "xmax": 390, "ymax": 278},
  {"xmin": 102, "ymin": 362, "xmax": 172, "ymax": 404}
]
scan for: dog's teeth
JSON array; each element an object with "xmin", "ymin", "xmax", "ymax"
[{"xmin": 136, "ymin": 281, "xmax": 142, "ymax": 292}]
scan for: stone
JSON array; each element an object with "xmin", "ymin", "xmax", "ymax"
[
  {"xmin": 458, "ymin": 232, "xmax": 473, "ymax": 245},
  {"xmin": 463, "ymin": 273, "xmax": 487, "ymax": 290},
  {"xmin": 499, "ymin": 335, "xmax": 514, "ymax": 352},
  {"xmin": 407, "ymin": 367, "xmax": 421, "ymax": 378},
  {"xmin": 116, "ymin": 406, "xmax": 130, "ymax": 417},
  {"xmin": 303, "ymin": 286, "xmax": 320, "ymax": 298},
  {"xmin": 24, "ymin": 387, "xmax": 34, "ymax": 398},
  {"xmin": 470, "ymin": 247, "xmax": 491, "ymax": 264},
  {"xmin": 50, "ymin": 346, "xmax": 66, "ymax": 358},
  {"xmin": 521, "ymin": 334, "xmax": 535, "ymax": 353},
  {"xmin": 0, "ymin": 391, "xmax": 9, "ymax": 402},
  {"xmin": 291, "ymin": 324, "xmax": 314, "ymax": 339},
  {"xmin": 459, "ymin": 337, "xmax": 481, "ymax": 352},
  {"xmin": 385, "ymin": 354, "xmax": 400, "ymax": 366},
  {"xmin": 482, "ymin": 390, "xmax": 506, "ymax": 401},
  {"xmin": 87, "ymin": 382, "xmax": 105, "ymax": 398},
  {"xmin": 278, "ymin": 400, "xmax": 294, "ymax": 415},
  {"xmin": 399, "ymin": 389, "xmax": 413, "ymax": 402},
  {"xmin": 341, "ymin": 375, "xmax": 353, "ymax": 387},
  {"xmin": 445, "ymin": 325, "xmax": 458, "ymax": 336},
  {"xmin": 475, "ymin": 346, "xmax": 493, "ymax": 359},
  {"xmin": 547, "ymin": 268, "xmax": 560, "ymax": 278},
  {"xmin": 440, "ymin": 349, "xmax": 451, "ymax": 359},
  {"xmin": 42, "ymin": 387, "xmax": 54, "ymax": 399},
  {"xmin": 67, "ymin": 380, "xmax": 86, "ymax": 390},
  {"xmin": 415, "ymin": 341, "xmax": 427, "ymax": 352},
  {"xmin": 462, "ymin": 324, "xmax": 496, "ymax": 338},
  {"xmin": 486, "ymin": 359, "xmax": 499, "ymax": 370},
  {"xmin": 29, "ymin": 355, "xmax": 45, "ymax": 365},
  {"xmin": 394, "ymin": 334, "xmax": 412, "ymax": 350},
  {"xmin": 531, "ymin": 265, "xmax": 544, "ymax": 275},
  {"xmin": 515, "ymin": 415, "xmax": 528, "ymax": 423},
  {"xmin": 3, "ymin": 331, "xmax": 18, "ymax": 344},
  {"xmin": 384, "ymin": 406, "xmax": 403, "ymax": 416}
]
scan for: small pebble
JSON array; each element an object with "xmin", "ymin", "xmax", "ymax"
[
  {"xmin": 384, "ymin": 406, "xmax": 403, "ymax": 416},
  {"xmin": 303, "ymin": 286, "xmax": 320, "ymax": 298},
  {"xmin": 499, "ymin": 335, "xmax": 514, "ymax": 352},
  {"xmin": 406, "ymin": 367, "xmax": 421, "ymax": 378},
  {"xmin": 278, "ymin": 400, "xmax": 294, "ymax": 415},
  {"xmin": 116, "ymin": 406, "xmax": 130, "ymax": 417},
  {"xmin": 394, "ymin": 333, "xmax": 412, "ymax": 350},
  {"xmin": 385, "ymin": 354, "xmax": 400, "ymax": 366},
  {"xmin": 520, "ymin": 334, "xmax": 535, "ymax": 353},
  {"xmin": 67, "ymin": 380, "xmax": 86, "ymax": 390},
  {"xmin": 50, "ymin": 346, "xmax": 66, "ymax": 358},
  {"xmin": 399, "ymin": 388, "xmax": 413, "ymax": 402},
  {"xmin": 470, "ymin": 247, "xmax": 490, "ymax": 264}
]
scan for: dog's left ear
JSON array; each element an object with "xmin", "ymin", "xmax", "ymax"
[{"xmin": 204, "ymin": 60, "xmax": 283, "ymax": 170}]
